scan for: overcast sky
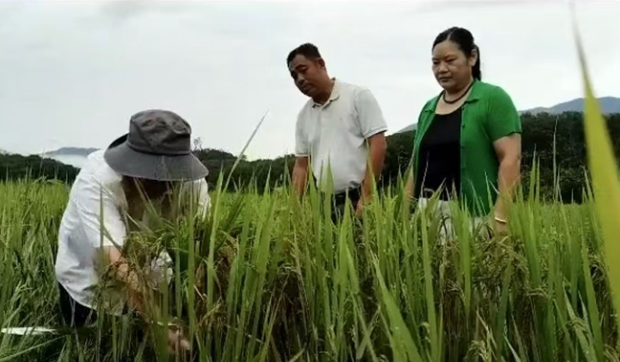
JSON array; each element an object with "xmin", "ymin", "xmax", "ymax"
[{"xmin": 0, "ymin": 0, "xmax": 618, "ymax": 159}]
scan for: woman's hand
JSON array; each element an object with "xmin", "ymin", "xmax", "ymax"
[
  {"xmin": 405, "ymin": 172, "xmax": 415, "ymax": 200},
  {"xmin": 494, "ymin": 219, "xmax": 507, "ymax": 235},
  {"xmin": 492, "ymin": 215, "xmax": 508, "ymax": 236}
]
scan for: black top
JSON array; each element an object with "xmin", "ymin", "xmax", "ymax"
[{"xmin": 414, "ymin": 107, "xmax": 463, "ymax": 201}]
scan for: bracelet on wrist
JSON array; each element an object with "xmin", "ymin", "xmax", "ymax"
[{"xmin": 494, "ymin": 216, "xmax": 507, "ymax": 224}]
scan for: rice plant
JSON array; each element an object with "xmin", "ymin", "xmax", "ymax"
[{"xmin": 0, "ymin": 165, "xmax": 619, "ymax": 362}]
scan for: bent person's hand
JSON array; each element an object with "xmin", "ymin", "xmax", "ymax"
[{"xmin": 167, "ymin": 326, "xmax": 190, "ymax": 354}]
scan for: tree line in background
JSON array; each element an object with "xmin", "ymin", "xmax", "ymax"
[{"xmin": 2, "ymin": 111, "xmax": 619, "ymax": 203}]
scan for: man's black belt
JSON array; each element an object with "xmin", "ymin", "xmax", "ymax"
[{"xmin": 332, "ymin": 186, "xmax": 362, "ymax": 206}]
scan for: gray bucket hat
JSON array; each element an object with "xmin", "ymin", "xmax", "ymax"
[{"xmin": 104, "ymin": 109, "xmax": 209, "ymax": 181}]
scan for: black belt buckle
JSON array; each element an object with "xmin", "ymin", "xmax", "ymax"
[
  {"xmin": 333, "ymin": 192, "xmax": 347, "ymax": 205},
  {"xmin": 334, "ymin": 186, "xmax": 361, "ymax": 205}
]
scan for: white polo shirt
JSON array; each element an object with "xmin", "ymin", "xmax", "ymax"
[
  {"xmin": 295, "ymin": 79, "xmax": 387, "ymax": 193},
  {"xmin": 54, "ymin": 150, "xmax": 210, "ymax": 313}
]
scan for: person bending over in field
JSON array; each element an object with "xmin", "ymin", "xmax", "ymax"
[
  {"xmin": 288, "ymin": 43, "xmax": 388, "ymax": 221},
  {"xmin": 54, "ymin": 109, "xmax": 210, "ymax": 353},
  {"xmin": 405, "ymin": 27, "xmax": 522, "ymax": 237}
]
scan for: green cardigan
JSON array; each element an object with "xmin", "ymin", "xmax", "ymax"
[{"xmin": 412, "ymin": 80, "xmax": 522, "ymax": 216}]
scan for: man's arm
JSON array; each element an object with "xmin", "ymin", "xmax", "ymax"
[
  {"xmin": 292, "ymin": 156, "xmax": 309, "ymax": 195},
  {"xmin": 361, "ymin": 133, "xmax": 387, "ymax": 202},
  {"xmin": 293, "ymin": 112, "xmax": 310, "ymax": 196},
  {"xmin": 355, "ymin": 88, "xmax": 388, "ymax": 202}
]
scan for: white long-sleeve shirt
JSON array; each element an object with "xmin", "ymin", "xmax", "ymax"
[{"xmin": 54, "ymin": 150, "xmax": 210, "ymax": 312}]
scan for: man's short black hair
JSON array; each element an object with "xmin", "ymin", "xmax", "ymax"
[{"xmin": 286, "ymin": 43, "xmax": 322, "ymax": 66}]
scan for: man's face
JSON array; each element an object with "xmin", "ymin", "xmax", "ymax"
[{"xmin": 288, "ymin": 54, "xmax": 326, "ymax": 98}]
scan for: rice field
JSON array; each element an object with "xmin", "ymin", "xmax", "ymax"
[
  {"xmin": 1, "ymin": 16, "xmax": 618, "ymax": 362},
  {"xmin": 0, "ymin": 173, "xmax": 618, "ymax": 362}
]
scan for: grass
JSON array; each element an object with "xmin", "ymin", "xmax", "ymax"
[
  {"xmin": 0, "ymin": 173, "xmax": 619, "ymax": 362},
  {"xmin": 1, "ymin": 9, "xmax": 619, "ymax": 362}
]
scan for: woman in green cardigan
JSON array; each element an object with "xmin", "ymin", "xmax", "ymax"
[{"xmin": 405, "ymin": 27, "xmax": 522, "ymax": 236}]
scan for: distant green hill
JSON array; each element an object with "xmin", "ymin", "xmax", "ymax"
[
  {"xmin": 0, "ymin": 152, "xmax": 79, "ymax": 182},
  {"xmin": 395, "ymin": 96, "xmax": 620, "ymax": 134},
  {"xmin": 396, "ymin": 123, "xmax": 417, "ymax": 134},
  {"xmin": 42, "ymin": 147, "xmax": 99, "ymax": 157},
  {"xmin": 39, "ymin": 147, "xmax": 99, "ymax": 168},
  {"xmin": 521, "ymin": 96, "xmax": 620, "ymax": 115}
]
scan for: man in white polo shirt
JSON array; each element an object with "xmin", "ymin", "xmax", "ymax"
[{"xmin": 287, "ymin": 43, "xmax": 388, "ymax": 220}]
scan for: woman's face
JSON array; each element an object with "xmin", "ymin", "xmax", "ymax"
[
  {"xmin": 140, "ymin": 179, "xmax": 174, "ymax": 199},
  {"xmin": 432, "ymin": 40, "xmax": 476, "ymax": 92},
  {"xmin": 124, "ymin": 177, "xmax": 174, "ymax": 200}
]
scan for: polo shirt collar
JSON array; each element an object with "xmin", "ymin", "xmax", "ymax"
[
  {"xmin": 328, "ymin": 78, "xmax": 341, "ymax": 102},
  {"xmin": 312, "ymin": 78, "xmax": 340, "ymax": 107}
]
